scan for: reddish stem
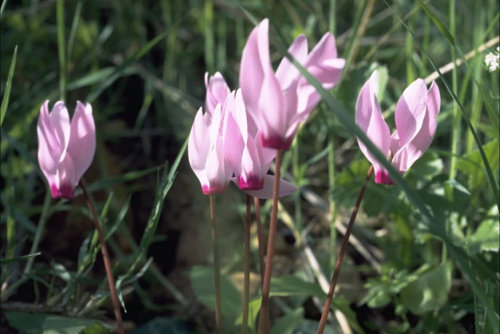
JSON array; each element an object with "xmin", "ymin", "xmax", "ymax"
[
  {"xmin": 316, "ymin": 165, "xmax": 373, "ymax": 334},
  {"xmin": 257, "ymin": 149, "xmax": 282, "ymax": 334},
  {"xmin": 80, "ymin": 182, "xmax": 124, "ymax": 334},
  {"xmin": 241, "ymin": 195, "xmax": 252, "ymax": 334},
  {"xmin": 209, "ymin": 194, "xmax": 222, "ymax": 334},
  {"xmin": 253, "ymin": 196, "xmax": 265, "ymax": 288}
]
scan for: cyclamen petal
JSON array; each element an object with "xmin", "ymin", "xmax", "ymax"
[
  {"xmin": 234, "ymin": 175, "xmax": 297, "ymax": 199},
  {"xmin": 69, "ymin": 102, "xmax": 96, "ymax": 185},
  {"xmin": 188, "ymin": 103, "xmax": 231, "ymax": 195},
  {"xmin": 205, "ymin": 72, "xmax": 230, "ymax": 116},
  {"xmin": 240, "ymin": 18, "xmax": 345, "ymax": 150},
  {"xmin": 355, "ymin": 73, "xmax": 391, "ymax": 182},
  {"xmin": 355, "ymin": 72, "xmax": 441, "ymax": 184},
  {"xmin": 37, "ymin": 100, "xmax": 96, "ymax": 199}
]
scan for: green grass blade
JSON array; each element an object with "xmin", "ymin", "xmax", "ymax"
[
  {"xmin": 56, "ymin": 0, "xmax": 66, "ymax": 101},
  {"xmin": 1, "ymin": 45, "xmax": 17, "ymax": 126},
  {"xmin": 67, "ymin": 1, "xmax": 82, "ymax": 65},
  {"xmin": 416, "ymin": 0, "xmax": 455, "ymax": 46},
  {"xmin": 0, "ymin": 0, "xmax": 8, "ymax": 18},
  {"xmin": 1, "ymin": 252, "xmax": 41, "ymax": 265}
]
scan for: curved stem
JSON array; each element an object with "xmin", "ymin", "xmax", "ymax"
[
  {"xmin": 258, "ymin": 149, "xmax": 282, "ymax": 334},
  {"xmin": 253, "ymin": 196, "xmax": 265, "ymax": 288},
  {"xmin": 316, "ymin": 165, "xmax": 373, "ymax": 334},
  {"xmin": 241, "ymin": 195, "xmax": 252, "ymax": 334},
  {"xmin": 80, "ymin": 182, "xmax": 124, "ymax": 334},
  {"xmin": 209, "ymin": 194, "xmax": 222, "ymax": 334}
]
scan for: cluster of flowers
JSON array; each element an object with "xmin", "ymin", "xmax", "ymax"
[
  {"xmin": 37, "ymin": 18, "xmax": 441, "ymax": 200},
  {"xmin": 188, "ymin": 19, "xmax": 345, "ymax": 197},
  {"xmin": 187, "ymin": 18, "xmax": 441, "ymax": 194}
]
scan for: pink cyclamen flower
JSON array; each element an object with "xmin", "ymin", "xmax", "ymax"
[
  {"xmin": 240, "ymin": 18, "xmax": 345, "ymax": 150},
  {"xmin": 355, "ymin": 72, "xmax": 441, "ymax": 184},
  {"xmin": 223, "ymin": 90, "xmax": 296, "ymax": 198},
  {"xmin": 188, "ymin": 89, "xmax": 232, "ymax": 195},
  {"xmin": 205, "ymin": 72, "xmax": 230, "ymax": 116},
  {"xmin": 37, "ymin": 100, "xmax": 96, "ymax": 199}
]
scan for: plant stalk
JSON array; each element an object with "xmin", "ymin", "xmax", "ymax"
[
  {"xmin": 209, "ymin": 194, "xmax": 222, "ymax": 334},
  {"xmin": 241, "ymin": 195, "xmax": 252, "ymax": 334},
  {"xmin": 80, "ymin": 182, "xmax": 124, "ymax": 334},
  {"xmin": 316, "ymin": 165, "xmax": 373, "ymax": 334},
  {"xmin": 253, "ymin": 196, "xmax": 265, "ymax": 287},
  {"xmin": 258, "ymin": 149, "xmax": 282, "ymax": 334}
]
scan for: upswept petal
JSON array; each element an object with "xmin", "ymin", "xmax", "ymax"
[
  {"xmin": 240, "ymin": 19, "xmax": 287, "ymax": 148},
  {"xmin": 275, "ymin": 34, "xmax": 308, "ymax": 90},
  {"xmin": 240, "ymin": 19, "xmax": 270, "ymax": 121},
  {"xmin": 394, "ymin": 79, "xmax": 428, "ymax": 147},
  {"xmin": 392, "ymin": 80, "xmax": 440, "ymax": 172},
  {"xmin": 305, "ymin": 32, "xmax": 338, "ymax": 66},
  {"xmin": 240, "ymin": 175, "xmax": 297, "ymax": 199},
  {"xmin": 37, "ymin": 100, "xmax": 70, "ymax": 173},
  {"xmin": 223, "ymin": 99, "xmax": 245, "ymax": 176},
  {"xmin": 188, "ymin": 108, "xmax": 210, "ymax": 172},
  {"xmin": 203, "ymin": 134, "xmax": 227, "ymax": 194},
  {"xmin": 68, "ymin": 101, "xmax": 96, "ymax": 184},
  {"xmin": 355, "ymin": 74, "xmax": 391, "ymax": 181},
  {"xmin": 205, "ymin": 72, "xmax": 230, "ymax": 115}
]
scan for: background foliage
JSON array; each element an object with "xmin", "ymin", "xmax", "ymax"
[{"xmin": 1, "ymin": 0, "xmax": 499, "ymax": 333}]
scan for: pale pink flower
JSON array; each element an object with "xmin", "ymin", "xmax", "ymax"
[
  {"xmin": 355, "ymin": 72, "xmax": 441, "ymax": 184},
  {"xmin": 188, "ymin": 101, "xmax": 232, "ymax": 195},
  {"xmin": 240, "ymin": 19, "xmax": 345, "ymax": 150},
  {"xmin": 223, "ymin": 90, "xmax": 296, "ymax": 198},
  {"xmin": 37, "ymin": 100, "xmax": 96, "ymax": 199}
]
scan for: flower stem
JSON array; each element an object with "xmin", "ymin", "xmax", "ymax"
[
  {"xmin": 253, "ymin": 196, "xmax": 265, "ymax": 288},
  {"xmin": 79, "ymin": 182, "xmax": 124, "ymax": 334},
  {"xmin": 258, "ymin": 149, "xmax": 282, "ymax": 334},
  {"xmin": 241, "ymin": 195, "xmax": 252, "ymax": 334},
  {"xmin": 209, "ymin": 194, "xmax": 222, "ymax": 334},
  {"xmin": 316, "ymin": 165, "xmax": 373, "ymax": 334}
]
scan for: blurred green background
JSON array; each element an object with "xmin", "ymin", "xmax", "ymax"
[{"xmin": 1, "ymin": 0, "xmax": 499, "ymax": 333}]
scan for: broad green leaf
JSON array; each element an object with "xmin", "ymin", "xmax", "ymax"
[
  {"xmin": 401, "ymin": 262, "xmax": 452, "ymax": 314},
  {"xmin": 188, "ymin": 265, "xmax": 242, "ymax": 327},
  {"xmin": 236, "ymin": 297, "xmax": 261, "ymax": 334},
  {"xmin": 468, "ymin": 206, "xmax": 500, "ymax": 253},
  {"xmin": 270, "ymin": 275, "xmax": 325, "ymax": 298},
  {"xmin": 270, "ymin": 307, "xmax": 304, "ymax": 334},
  {"xmin": 132, "ymin": 317, "xmax": 196, "ymax": 334},
  {"xmin": 4, "ymin": 312, "xmax": 105, "ymax": 334},
  {"xmin": 457, "ymin": 139, "xmax": 499, "ymax": 194},
  {"xmin": 80, "ymin": 323, "xmax": 109, "ymax": 334}
]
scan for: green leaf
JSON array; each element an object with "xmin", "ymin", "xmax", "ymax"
[
  {"xmin": 270, "ymin": 307, "xmax": 304, "ymax": 334},
  {"xmin": 80, "ymin": 323, "xmax": 110, "ymax": 334},
  {"xmin": 132, "ymin": 317, "xmax": 195, "ymax": 334},
  {"xmin": 1, "ymin": 45, "xmax": 17, "ymax": 126},
  {"xmin": 188, "ymin": 265, "xmax": 242, "ymax": 327},
  {"xmin": 4, "ymin": 312, "xmax": 105, "ymax": 334},
  {"xmin": 456, "ymin": 139, "xmax": 499, "ymax": 194},
  {"xmin": 468, "ymin": 206, "xmax": 500, "ymax": 253},
  {"xmin": 236, "ymin": 297, "xmax": 261, "ymax": 334},
  {"xmin": 331, "ymin": 296, "xmax": 365, "ymax": 334},
  {"xmin": 270, "ymin": 275, "xmax": 325, "ymax": 298},
  {"xmin": 401, "ymin": 262, "xmax": 452, "ymax": 314}
]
